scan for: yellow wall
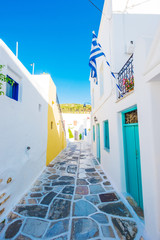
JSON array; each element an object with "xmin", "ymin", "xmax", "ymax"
[{"xmin": 46, "ymin": 79, "xmax": 66, "ymax": 166}]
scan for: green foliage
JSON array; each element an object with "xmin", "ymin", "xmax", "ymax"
[
  {"xmin": 60, "ymin": 103, "xmax": 91, "ymax": 114},
  {"xmin": 0, "ymin": 65, "xmax": 15, "ymax": 95},
  {"xmin": 68, "ymin": 128, "xmax": 74, "ymax": 138},
  {"xmin": 79, "ymin": 133, "xmax": 82, "ymax": 140}
]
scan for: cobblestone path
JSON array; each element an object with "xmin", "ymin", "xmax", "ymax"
[{"xmin": 1, "ymin": 142, "xmax": 145, "ymax": 240}]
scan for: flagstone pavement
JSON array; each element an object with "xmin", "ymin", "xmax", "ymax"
[{"xmin": 0, "ymin": 142, "xmax": 145, "ymax": 240}]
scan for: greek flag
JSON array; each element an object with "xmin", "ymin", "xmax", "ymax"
[
  {"xmin": 89, "ymin": 31, "xmax": 123, "ymax": 97},
  {"xmin": 89, "ymin": 32, "xmax": 105, "ymax": 84}
]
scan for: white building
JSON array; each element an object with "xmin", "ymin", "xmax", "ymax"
[
  {"xmin": 0, "ymin": 40, "xmax": 66, "ymax": 222},
  {"xmin": 62, "ymin": 113, "xmax": 91, "ymax": 143},
  {"xmin": 90, "ymin": 0, "xmax": 160, "ymax": 239}
]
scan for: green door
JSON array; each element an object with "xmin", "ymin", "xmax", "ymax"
[
  {"xmin": 123, "ymin": 109, "xmax": 143, "ymax": 209},
  {"xmin": 96, "ymin": 124, "xmax": 101, "ymax": 163}
]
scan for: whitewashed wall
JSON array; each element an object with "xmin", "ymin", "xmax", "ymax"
[
  {"xmin": 90, "ymin": 0, "xmax": 160, "ymax": 238},
  {"xmin": 0, "ymin": 40, "xmax": 49, "ymax": 221}
]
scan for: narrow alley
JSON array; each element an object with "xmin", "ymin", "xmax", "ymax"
[{"xmin": 1, "ymin": 142, "xmax": 144, "ymax": 240}]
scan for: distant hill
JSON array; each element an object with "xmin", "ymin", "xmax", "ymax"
[{"xmin": 60, "ymin": 104, "xmax": 91, "ymax": 114}]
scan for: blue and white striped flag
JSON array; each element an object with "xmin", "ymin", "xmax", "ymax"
[
  {"xmin": 89, "ymin": 31, "xmax": 123, "ymax": 97},
  {"xmin": 89, "ymin": 32, "xmax": 105, "ymax": 84}
]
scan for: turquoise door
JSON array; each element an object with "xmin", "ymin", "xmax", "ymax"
[
  {"xmin": 96, "ymin": 124, "xmax": 101, "ymax": 163},
  {"xmin": 123, "ymin": 109, "xmax": 143, "ymax": 209}
]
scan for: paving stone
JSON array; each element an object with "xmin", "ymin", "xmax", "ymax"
[
  {"xmin": 85, "ymin": 168, "xmax": 96, "ymax": 172},
  {"xmin": 59, "ymin": 176, "xmax": 74, "ymax": 181},
  {"xmin": 15, "ymin": 205, "xmax": 48, "ymax": 218},
  {"xmin": 15, "ymin": 234, "xmax": 32, "ymax": 240},
  {"xmin": 85, "ymin": 195, "xmax": 100, "ymax": 205},
  {"xmin": 57, "ymin": 193, "xmax": 72, "ymax": 200},
  {"xmin": 53, "ymin": 186, "xmax": 64, "ymax": 192},
  {"xmin": 73, "ymin": 200, "xmax": 96, "ymax": 216},
  {"xmin": 22, "ymin": 218, "xmax": 48, "ymax": 238},
  {"xmin": 52, "ymin": 181, "xmax": 74, "ymax": 186},
  {"xmin": 71, "ymin": 218, "xmax": 99, "ymax": 239},
  {"xmin": 48, "ymin": 175, "xmax": 60, "ymax": 180},
  {"xmin": 112, "ymin": 217, "xmax": 137, "ymax": 239},
  {"xmin": 98, "ymin": 202, "xmax": 132, "ymax": 217},
  {"xmin": 40, "ymin": 191, "xmax": 57, "ymax": 205},
  {"xmin": 87, "ymin": 177, "xmax": 102, "ymax": 184},
  {"xmin": 34, "ymin": 180, "xmax": 42, "ymax": 186},
  {"xmin": 28, "ymin": 199, "xmax": 37, "ymax": 204},
  {"xmin": 5, "ymin": 220, "xmax": 23, "ymax": 239},
  {"xmin": 47, "ymin": 168, "xmax": 57, "ymax": 173},
  {"xmin": 30, "ymin": 193, "xmax": 43, "ymax": 198},
  {"xmin": 74, "ymin": 194, "xmax": 83, "ymax": 200},
  {"xmin": 103, "ymin": 181, "xmax": 111, "ymax": 186},
  {"xmin": 7, "ymin": 212, "xmax": 20, "ymax": 223},
  {"xmin": 45, "ymin": 219, "xmax": 69, "ymax": 238},
  {"xmin": 67, "ymin": 165, "xmax": 77, "ymax": 174},
  {"xmin": 44, "ymin": 186, "xmax": 53, "ymax": 191},
  {"xmin": 99, "ymin": 192, "xmax": 119, "ymax": 202},
  {"xmin": 18, "ymin": 198, "xmax": 26, "ymax": 204},
  {"xmin": 86, "ymin": 172, "xmax": 100, "ymax": 177},
  {"xmin": 77, "ymin": 179, "xmax": 89, "ymax": 185},
  {"xmin": 31, "ymin": 187, "xmax": 42, "ymax": 192},
  {"xmin": 48, "ymin": 199, "xmax": 71, "ymax": 220},
  {"xmin": 91, "ymin": 213, "xmax": 109, "ymax": 224},
  {"xmin": 89, "ymin": 184, "xmax": 105, "ymax": 194},
  {"xmin": 59, "ymin": 167, "xmax": 66, "ymax": 171},
  {"xmin": 101, "ymin": 225, "xmax": 115, "ymax": 238},
  {"xmin": 75, "ymin": 186, "xmax": 89, "ymax": 195},
  {"xmin": 62, "ymin": 186, "xmax": 74, "ymax": 194}
]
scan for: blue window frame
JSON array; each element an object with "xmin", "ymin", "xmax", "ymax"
[
  {"xmin": 93, "ymin": 125, "xmax": 95, "ymax": 141},
  {"xmin": 6, "ymin": 75, "xmax": 19, "ymax": 101},
  {"xmin": 104, "ymin": 120, "xmax": 110, "ymax": 151}
]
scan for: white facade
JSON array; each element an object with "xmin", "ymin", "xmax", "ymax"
[
  {"xmin": 90, "ymin": 1, "xmax": 160, "ymax": 239},
  {"xmin": 0, "ymin": 40, "xmax": 56, "ymax": 221},
  {"xmin": 62, "ymin": 113, "xmax": 91, "ymax": 143}
]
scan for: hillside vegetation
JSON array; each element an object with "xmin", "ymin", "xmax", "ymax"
[{"xmin": 60, "ymin": 104, "xmax": 91, "ymax": 114}]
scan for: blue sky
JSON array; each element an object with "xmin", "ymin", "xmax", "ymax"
[{"xmin": 0, "ymin": 0, "xmax": 104, "ymax": 103}]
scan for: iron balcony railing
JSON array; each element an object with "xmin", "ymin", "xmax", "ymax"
[{"xmin": 117, "ymin": 54, "xmax": 134, "ymax": 98}]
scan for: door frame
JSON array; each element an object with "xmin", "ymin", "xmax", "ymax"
[
  {"xmin": 96, "ymin": 123, "xmax": 101, "ymax": 163},
  {"xmin": 122, "ymin": 106, "xmax": 137, "ymax": 192},
  {"xmin": 122, "ymin": 106, "xmax": 143, "ymax": 209}
]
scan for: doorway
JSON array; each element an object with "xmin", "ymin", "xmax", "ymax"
[{"xmin": 122, "ymin": 107, "xmax": 143, "ymax": 209}]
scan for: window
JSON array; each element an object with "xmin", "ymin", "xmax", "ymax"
[
  {"xmin": 93, "ymin": 125, "xmax": 95, "ymax": 141},
  {"xmin": 104, "ymin": 120, "xmax": 110, "ymax": 151},
  {"xmin": 6, "ymin": 76, "xmax": 19, "ymax": 101}
]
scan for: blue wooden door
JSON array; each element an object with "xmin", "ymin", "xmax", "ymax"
[
  {"xmin": 123, "ymin": 109, "xmax": 143, "ymax": 209},
  {"xmin": 96, "ymin": 124, "xmax": 101, "ymax": 163}
]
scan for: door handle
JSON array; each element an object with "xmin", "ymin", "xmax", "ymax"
[{"xmin": 136, "ymin": 150, "xmax": 138, "ymax": 159}]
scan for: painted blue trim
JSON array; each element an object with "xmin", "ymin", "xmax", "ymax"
[
  {"xmin": 103, "ymin": 120, "xmax": 110, "ymax": 152},
  {"xmin": 6, "ymin": 75, "xmax": 19, "ymax": 101}
]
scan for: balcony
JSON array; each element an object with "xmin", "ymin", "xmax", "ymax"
[{"xmin": 117, "ymin": 54, "xmax": 134, "ymax": 99}]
